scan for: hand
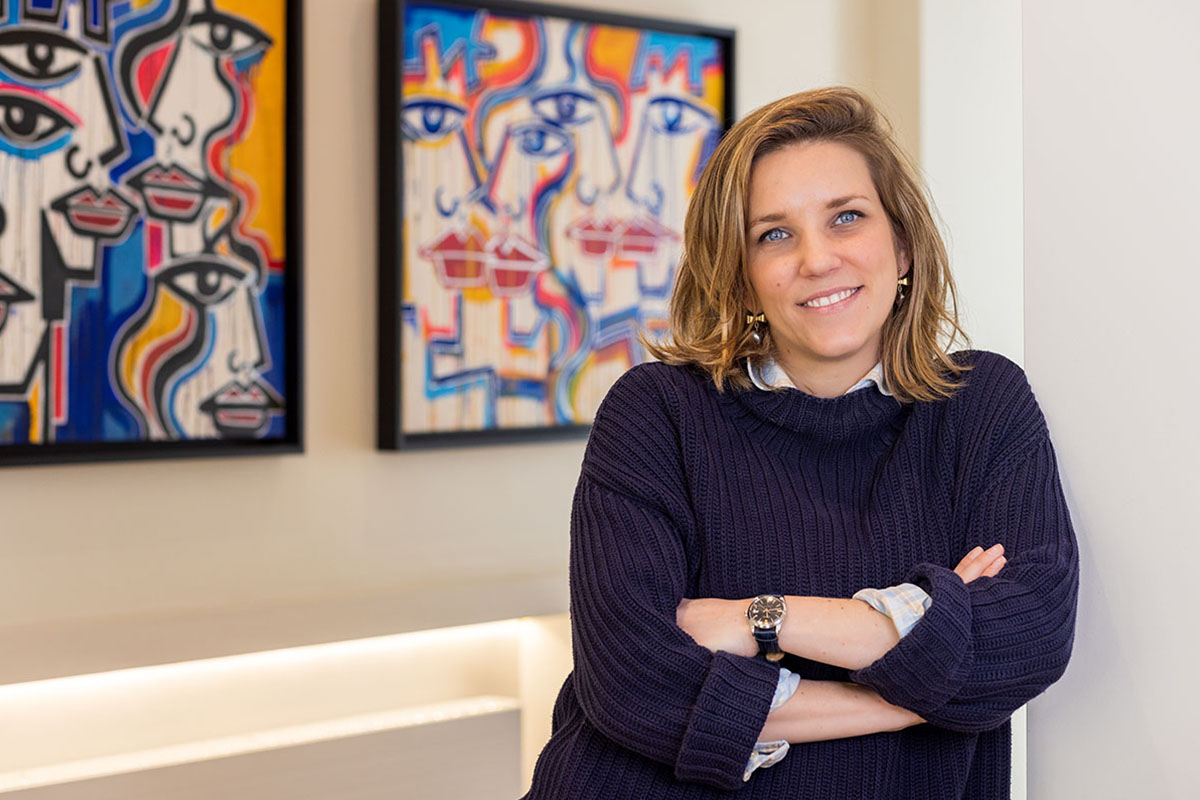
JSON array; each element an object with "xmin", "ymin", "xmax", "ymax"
[
  {"xmin": 953, "ymin": 543, "xmax": 1006, "ymax": 584},
  {"xmin": 675, "ymin": 597, "xmax": 758, "ymax": 658}
]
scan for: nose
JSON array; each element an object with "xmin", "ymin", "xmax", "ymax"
[
  {"xmin": 434, "ymin": 137, "xmax": 479, "ymax": 219},
  {"xmin": 796, "ymin": 229, "xmax": 841, "ymax": 276},
  {"xmin": 484, "ymin": 132, "xmax": 526, "ymax": 224},
  {"xmin": 575, "ymin": 127, "xmax": 620, "ymax": 207},
  {"xmin": 625, "ymin": 143, "xmax": 662, "ymax": 217},
  {"xmin": 226, "ymin": 289, "xmax": 266, "ymax": 377}
]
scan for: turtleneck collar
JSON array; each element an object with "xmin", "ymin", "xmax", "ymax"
[{"xmin": 722, "ymin": 362, "xmax": 907, "ymax": 445}]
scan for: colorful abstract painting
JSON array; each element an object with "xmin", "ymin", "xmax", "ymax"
[
  {"xmin": 0, "ymin": 0, "xmax": 300, "ymax": 465},
  {"xmin": 379, "ymin": 0, "xmax": 732, "ymax": 446}
]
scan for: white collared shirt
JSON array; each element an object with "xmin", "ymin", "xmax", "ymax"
[{"xmin": 747, "ymin": 357, "xmax": 893, "ymax": 397}]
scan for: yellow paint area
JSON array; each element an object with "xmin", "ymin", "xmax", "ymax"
[
  {"xmin": 223, "ymin": 0, "xmax": 286, "ymax": 262},
  {"xmin": 589, "ymin": 27, "xmax": 640, "ymax": 78},
  {"xmin": 701, "ymin": 71, "xmax": 725, "ymax": 120},
  {"xmin": 120, "ymin": 290, "xmax": 188, "ymax": 403},
  {"xmin": 27, "ymin": 374, "xmax": 41, "ymax": 444}
]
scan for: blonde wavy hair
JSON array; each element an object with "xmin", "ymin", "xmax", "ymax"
[{"xmin": 644, "ymin": 87, "xmax": 971, "ymax": 402}]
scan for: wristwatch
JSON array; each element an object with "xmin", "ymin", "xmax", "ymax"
[{"xmin": 746, "ymin": 594, "xmax": 787, "ymax": 662}]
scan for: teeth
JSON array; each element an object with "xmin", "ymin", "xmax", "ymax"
[{"xmin": 804, "ymin": 287, "xmax": 857, "ymax": 307}]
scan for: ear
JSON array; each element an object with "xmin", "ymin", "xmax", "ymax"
[
  {"xmin": 741, "ymin": 284, "xmax": 762, "ymax": 314},
  {"xmin": 896, "ymin": 237, "xmax": 912, "ymax": 278}
]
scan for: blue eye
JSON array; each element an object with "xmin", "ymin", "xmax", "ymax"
[
  {"xmin": 0, "ymin": 90, "xmax": 75, "ymax": 159},
  {"xmin": 530, "ymin": 88, "xmax": 597, "ymax": 127},
  {"xmin": 645, "ymin": 96, "xmax": 714, "ymax": 135},
  {"xmin": 834, "ymin": 210, "xmax": 864, "ymax": 225},
  {"xmin": 401, "ymin": 99, "xmax": 467, "ymax": 143},
  {"xmin": 758, "ymin": 228, "xmax": 788, "ymax": 243},
  {"xmin": 511, "ymin": 122, "xmax": 571, "ymax": 158}
]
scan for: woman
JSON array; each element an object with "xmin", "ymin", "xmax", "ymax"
[{"xmin": 522, "ymin": 87, "xmax": 1078, "ymax": 799}]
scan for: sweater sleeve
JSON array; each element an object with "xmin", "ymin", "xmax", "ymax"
[
  {"xmin": 849, "ymin": 432, "xmax": 1079, "ymax": 732},
  {"xmin": 569, "ymin": 365, "xmax": 782, "ymax": 790}
]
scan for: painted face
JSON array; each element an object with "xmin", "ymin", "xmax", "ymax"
[
  {"xmin": 115, "ymin": 0, "xmax": 281, "ymax": 439},
  {"xmin": 403, "ymin": 36, "xmax": 481, "ymax": 293},
  {"xmin": 116, "ymin": 256, "xmax": 279, "ymax": 439},
  {"xmin": 745, "ymin": 141, "xmax": 909, "ymax": 382},
  {"xmin": 0, "ymin": 3, "xmax": 131, "ymax": 391},
  {"xmin": 626, "ymin": 74, "xmax": 718, "ymax": 228},
  {"xmin": 124, "ymin": 0, "xmax": 271, "ymax": 234},
  {"xmin": 482, "ymin": 19, "xmax": 623, "ymax": 298}
]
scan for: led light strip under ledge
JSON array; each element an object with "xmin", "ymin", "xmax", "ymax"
[{"xmin": 0, "ymin": 695, "xmax": 520, "ymax": 794}]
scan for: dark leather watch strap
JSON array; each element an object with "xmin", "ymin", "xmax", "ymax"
[{"xmin": 753, "ymin": 628, "xmax": 784, "ymax": 662}]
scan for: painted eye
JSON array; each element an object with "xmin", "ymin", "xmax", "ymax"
[
  {"xmin": 188, "ymin": 10, "xmax": 272, "ymax": 62},
  {"xmin": 401, "ymin": 99, "xmax": 466, "ymax": 143},
  {"xmin": 511, "ymin": 122, "xmax": 571, "ymax": 158},
  {"xmin": 0, "ymin": 28, "xmax": 87, "ymax": 85},
  {"xmin": 530, "ymin": 88, "xmax": 597, "ymax": 127},
  {"xmin": 645, "ymin": 96, "xmax": 714, "ymax": 136},
  {"xmin": 161, "ymin": 259, "xmax": 249, "ymax": 307},
  {"xmin": 0, "ymin": 90, "xmax": 75, "ymax": 158}
]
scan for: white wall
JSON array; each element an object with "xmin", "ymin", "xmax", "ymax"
[
  {"xmin": 919, "ymin": 1, "xmax": 1023, "ymax": 361},
  {"xmin": 1023, "ymin": 2, "xmax": 1200, "ymax": 798}
]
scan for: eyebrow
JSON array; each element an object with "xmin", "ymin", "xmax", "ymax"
[{"xmin": 747, "ymin": 195, "xmax": 872, "ymax": 230}]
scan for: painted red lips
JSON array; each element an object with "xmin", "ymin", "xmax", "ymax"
[
  {"xmin": 52, "ymin": 187, "xmax": 137, "ymax": 240},
  {"xmin": 419, "ymin": 227, "xmax": 549, "ymax": 297},
  {"xmin": 199, "ymin": 380, "xmax": 283, "ymax": 438},
  {"xmin": 567, "ymin": 215, "xmax": 679, "ymax": 260},
  {"xmin": 128, "ymin": 164, "xmax": 212, "ymax": 222}
]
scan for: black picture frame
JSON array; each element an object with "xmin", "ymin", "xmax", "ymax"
[
  {"xmin": 0, "ymin": 2, "xmax": 304, "ymax": 468},
  {"xmin": 378, "ymin": 0, "xmax": 735, "ymax": 449}
]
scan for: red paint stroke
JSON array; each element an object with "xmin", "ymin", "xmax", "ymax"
[
  {"xmin": 139, "ymin": 305, "xmax": 197, "ymax": 432},
  {"xmin": 52, "ymin": 322, "xmax": 67, "ymax": 424},
  {"xmin": 136, "ymin": 43, "xmax": 175, "ymax": 110}
]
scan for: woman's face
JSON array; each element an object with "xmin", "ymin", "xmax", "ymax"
[{"xmin": 745, "ymin": 140, "xmax": 909, "ymax": 381}]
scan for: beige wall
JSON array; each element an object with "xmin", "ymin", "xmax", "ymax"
[
  {"xmin": 0, "ymin": 0, "xmax": 912, "ymax": 680},
  {"xmin": 1023, "ymin": 1, "xmax": 1200, "ymax": 797}
]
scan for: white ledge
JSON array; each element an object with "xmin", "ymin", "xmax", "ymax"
[
  {"xmin": 0, "ymin": 572, "xmax": 568, "ymax": 685},
  {"xmin": 0, "ymin": 695, "xmax": 519, "ymax": 794}
]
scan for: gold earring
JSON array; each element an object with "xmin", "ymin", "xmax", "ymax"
[
  {"xmin": 746, "ymin": 312, "xmax": 766, "ymax": 344},
  {"xmin": 896, "ymin": 277, "xmax": 910, "ymax": 301}
]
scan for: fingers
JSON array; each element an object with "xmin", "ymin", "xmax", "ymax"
[
  {"xmin": 954, "ymin": 543, "xmax": 1005, "ymax": 584},
  {"xmin": 981, "ymin": 555, "xmax": 1006, "ymax": 578}
]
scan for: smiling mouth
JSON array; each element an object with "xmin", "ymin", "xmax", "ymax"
[{"xmin": 801, "ymin": 286, "xmax": 861, "ymax": 308}]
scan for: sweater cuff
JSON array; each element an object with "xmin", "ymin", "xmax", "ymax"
[
  {"xmin": 849, "ymin": 563, "xmax": 974, "ymax": 715},
  {"xmin": 675, "ymin": 650, "xmax": 781, "ymax": 789}
]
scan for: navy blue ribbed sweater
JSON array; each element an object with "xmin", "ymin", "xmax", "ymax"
[{"xmin": 522, "ymin": 350, "xmax": 1079, "ymax": 799}]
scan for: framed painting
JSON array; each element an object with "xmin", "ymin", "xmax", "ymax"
[
  {"xmin": 379, "ymin": 0, "xmax": 734, "ymax": 447},
  {"xmin": 0, "ymin": 0, "xmax": 303, "ymax": 467}
]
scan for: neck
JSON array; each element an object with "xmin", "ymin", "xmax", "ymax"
[{"xmin": 773, "ymin": 344, "xmax": 882, "ymax": 398}]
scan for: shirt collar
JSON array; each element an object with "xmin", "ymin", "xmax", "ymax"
[{"xmin": 747, "ymin": 356, "xmax": 892, "ymax": 397}]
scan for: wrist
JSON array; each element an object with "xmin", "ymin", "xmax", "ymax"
[{"xmin": 746, "ymin": 594, "xmax": 788, "ymax": 661}]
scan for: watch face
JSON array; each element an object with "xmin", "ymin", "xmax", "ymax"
[{"xmin": 748, "ymin": 595, "xmax": 786, "ymax": 628}]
